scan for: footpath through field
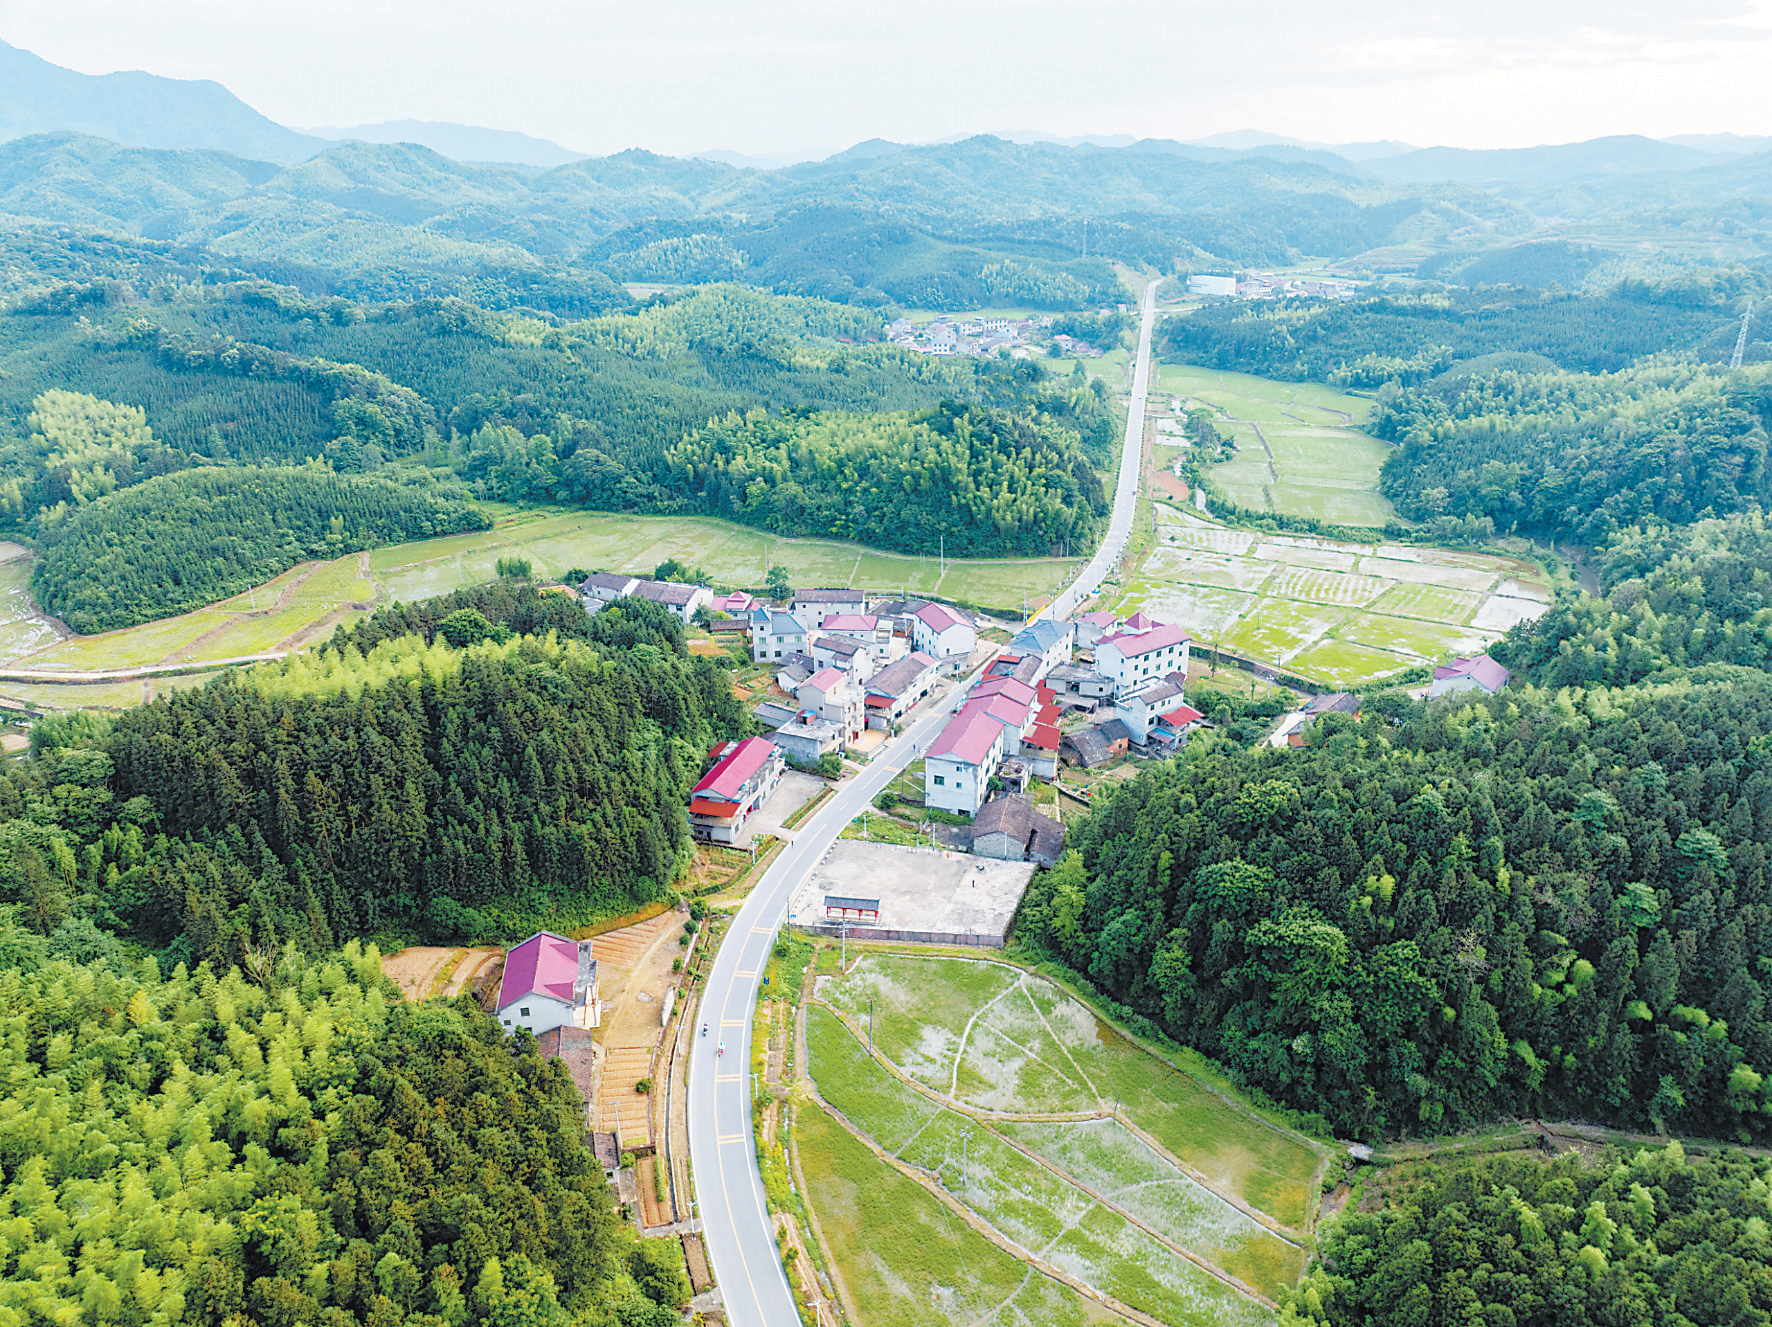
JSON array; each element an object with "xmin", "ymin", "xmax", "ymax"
[{"xmin": 685, "ymin": 277, "xmax": 1162, "ymax": 1327}]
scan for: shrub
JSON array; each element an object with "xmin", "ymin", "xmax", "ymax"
[{"xmin": 635, "ymin": 1078, "xmax": 653, "ymax": 1094}]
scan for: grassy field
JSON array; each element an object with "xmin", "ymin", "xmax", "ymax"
[
  {"xmin": 805, "ymin": 954, "xmax": 1321, "ymax": 1319},
  {"xmin": 0, "ymin": 506, "xmax": 1086, "ymax": 702},
  {"xmin": 1119, "ymin": 504, "xmax": 1552, "ymax": 685},
  {"xmin": 1158, "ymin": 365, "xmax": 1393, "ymax": 527}
]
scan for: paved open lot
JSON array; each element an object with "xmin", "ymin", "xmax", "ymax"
[
  {"xmin": 790, "ymin": 839, "xmax": 1035, "ymax": 942},
  {"xmin": 738, "ymin": 769, "xmax": 825, "ymax": 845}
]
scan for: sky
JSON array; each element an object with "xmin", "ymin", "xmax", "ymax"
[{"xmin": 4, "ymin": 0, "xmax": 1772, "ymax": 158}]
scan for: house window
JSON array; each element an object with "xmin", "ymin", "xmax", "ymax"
[
  {"xmin": 519, "ymin": 1007, "xmax": 531, "ymax": 1017},
  {"xmin": 933, "ymin": 775, "xmax": 946, "ymax": 786}
]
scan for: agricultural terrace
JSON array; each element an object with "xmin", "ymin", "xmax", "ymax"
[
  {"xmin": 0, "ymin": 507, "xmax": 1083, "ymax": 705},
  {"xmin": 800, "ymin": 953, "xmax": 1324, "ymax": 1325},
  {"xmin": 1120, "ymin": 504, "xmax": 1553, "ymax": 686},
  {"xmin": 1157, "ymin": 365, "xmax": 1392, "ymax": 527}
]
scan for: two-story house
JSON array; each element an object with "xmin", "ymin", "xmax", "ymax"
[
  {"xmin": 820, "ymin": 613, "xmax": 901, "ymax": 663},
  {"xmin": 750, "ymin": 607, "xmax": 809, "ymax": 661},
  {"xmin": 496, "ymin": 932, "xmax": 601, "ymax": 1035},
  {"xmin": 912, "ymin": 602, "xmax": 977, "ymax": 660}
]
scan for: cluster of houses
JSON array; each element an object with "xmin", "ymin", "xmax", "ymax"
[
  {"xmin": 922, "ymin": 609, "xmax": 1208, "ymax": 815},
  {"xmin": 579, "ymin": 571, "xmax": 758, "ymax": 624},
  {"xmin": 885, "ymin": 315, "xmax": 1053, "ymax": 359},
  {"xmin": 1187, "ymin": 273, "xmax": 1358, "ymax": 301}
]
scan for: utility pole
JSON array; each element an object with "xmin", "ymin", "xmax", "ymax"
[{"xmin": 1732, "ymin": 299, "xmax": 1756, "ymax": 370}]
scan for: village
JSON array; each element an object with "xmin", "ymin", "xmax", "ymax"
[{"xmin": 381, "ymin": 561, "xmax": 1516, "ymax": 1310}]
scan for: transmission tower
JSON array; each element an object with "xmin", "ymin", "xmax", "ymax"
[{"xmin": 1732, "ymin": 299, "xmax": 1755, "ymax": 370}]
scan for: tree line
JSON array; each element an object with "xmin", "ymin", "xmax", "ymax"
[
  {"xmin": 30, "ymin": 464, "xmax": 488, "ymax": 633},
  {"xmin": 1373, "ymin": 361, "xmax": 1772, "ymax": 544}
]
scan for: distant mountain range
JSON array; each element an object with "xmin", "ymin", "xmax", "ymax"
[
  {"xmin": 301, "ymin": 120, "xmax": 588, "ymax": 169},
  {"xmin": 0, "ymin": 39, "xmax": 328, "ymax": 164}
]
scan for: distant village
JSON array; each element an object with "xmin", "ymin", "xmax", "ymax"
[
  {"xmin": 1186, "ymin": 272, "xmax": 1359, "ymax": 300},
  {"xmin": 885, "ymin": 313, "xmax": 1069, "ymax": 358}
]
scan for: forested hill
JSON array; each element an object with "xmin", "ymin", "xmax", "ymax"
[
  {"xmin": 0, "ymin": 593, "xmax": 745, "ymax": 964},
  {"xmin": 0, "ymin": 133, "xmax": 1523, "ymax": 307},
  {"xmin": 1372, "ymin": 361, "xmax": 1772, "ymax": 544},
  {"xmin": 31, "ymin": 465, "xmax": 488, "ymax": 632},
  {"xmin": 1156, "ymin": 281, "xmax": 1750, "ymax": 385},
  {"xmin": 0, "ymin": 279, "xmax": 1120, "ymax": 631},
  {"xmin": 1022, "ymin": 666, "xmax": 1772, "ymax": 1142}
]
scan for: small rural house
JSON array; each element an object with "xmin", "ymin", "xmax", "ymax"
[
  {"xmin": 689, "ymin": 737, "xmax": 785, "ymax": 844},
  {"xmin": 812, "ymin": 634, "xmax": 876, "ymax": 682},
  {"xmin": 579, "ymin": 571, "xmax": 640, "ymax": 611},
  {"xmin": 972, "ymin": 795, "xmax": 1067, "ymax": 867},
  {"xmin": 1430, "ymin": 655, "xmax": 1511, "ymax": 698},
  {"xmin": 497, "ymin": 932, "xmax": 601, "ymax": 1035}
]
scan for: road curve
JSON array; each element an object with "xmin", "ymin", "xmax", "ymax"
[{"xmin": 685, "ymin": 277, "xmax": 1160, "ymax": 1326}]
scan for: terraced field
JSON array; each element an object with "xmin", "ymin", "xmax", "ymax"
[
  {"xmin": 800, "ymin": 953, "xmax": 1325, "ymax": 1325},
  {"xmin": 1120, "ymin": 504, "xmax": 1553, "ymax": 685}
]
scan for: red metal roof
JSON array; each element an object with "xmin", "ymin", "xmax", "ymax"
[
  {"xmin": 929, "ymin": 708, "xmax": 1002, "ymax": 765},
  {"xmin": 693, "ymin": 736, "xmax": 777, "ymax": 800},
  {"xmin": 974, "ymin": 676, "xmax": 1037, "ymax": 706},
  {"xmin": 1100, "ymin": 623, "xmax": 1191, "ymax": 658},
  {"xmin": 803, "ymin": 667, "xmax": 846, "ymax": 693},
  {"xmin": 497, "ymin": 931, "xmax": 578, "ymax": 1009},
  {"xmin": 1027, "ymin": 721, "xmax": 1061, "ymax": 750},
  {"xmin": 1159, "ymin": 702, "xmax": 1204, "ymax": 726},
  {"xmin": 689, "ymin": 796, "xmax": 735, "ymax": 816},
  {"xmin": 915, "ymin": 602, "xmax": 966, "ymax": 632}
]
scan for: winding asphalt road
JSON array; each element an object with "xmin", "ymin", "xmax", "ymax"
[{"xmin": 684, "ymin": 278, "xmax": 1160, "ymax": 1326}]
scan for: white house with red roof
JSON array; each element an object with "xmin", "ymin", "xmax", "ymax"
[
  {"xmin": 1430, "ymin": 654, "xmax": 1511, "ymax": 698},
  {"xmin": 1096, "ymin": 619, "xmax": 1191, "ymax": 699},
  {"xmin": 912, "ymin": 602, "xmax": 977, "ymax": 660},
  {"xmin": 924, "ymin": 677, "xmax": 1040, "ymax": 815},
  {"xmin": 688, "ymin": 736, "xmax": 786, "ymax": 844},
  {"xmin": 496, "ymin": 931, "xmax": 601, "ymax": 1035}
]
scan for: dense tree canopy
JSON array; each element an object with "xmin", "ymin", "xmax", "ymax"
[
  {"xmin": 0, "ymin": 937, "xmax": 684, "ymax": 1327},
  {"xmin": 1288, "ymin": 1144, "xmax": 1772, "ymax": 1327},
  {"xmin": 1373, "ymin": 364, "xmax": 1772, "ymax": 543},
  {"xmin": 1019, "ymin": 669, "xmax": 1772, "ymax": 1141},
  {"xmin": 30, "ymin": 464, "xmax": 487, "ymax": 632}
]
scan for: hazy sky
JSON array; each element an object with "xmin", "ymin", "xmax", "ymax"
[{"xmin": 5, "ymin": 0, "xmax": 1772, "ymax": 157}]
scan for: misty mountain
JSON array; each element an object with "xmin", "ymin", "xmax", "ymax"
[
  {"xmin": 1364, "ymin": 134, "xmax": 1719, "ymax": 186},
  {"xmin": 0, "ymin": 39, "xmax": 327, "ymax": 164},
  {"xmin": 305, "ymin": 119, "xmax": 589, "ymax": 168}
]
